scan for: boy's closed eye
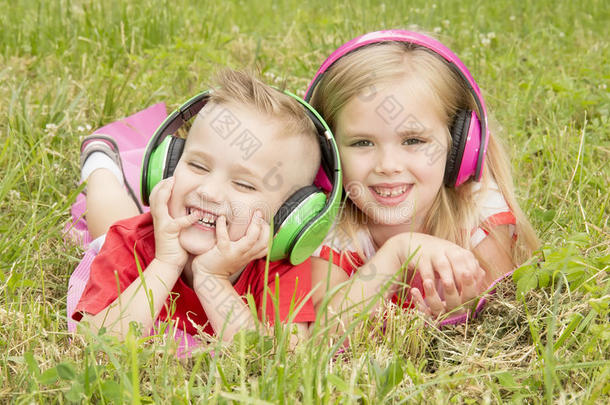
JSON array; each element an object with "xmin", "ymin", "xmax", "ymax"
[
  {"xmin": 188, "ymin": 162, "xmax": 209, "ymax": 172},
  {"xmin": 234, "ymin": 181, "xmax": 256, "ymax": 191}
]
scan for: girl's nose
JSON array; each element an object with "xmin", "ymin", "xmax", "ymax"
[{"xmin": 374, "ymin": 146, "xmax": 403, "ymax": 175}]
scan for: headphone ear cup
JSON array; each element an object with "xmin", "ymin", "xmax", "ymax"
[
  {"xmin": 143, "ymin": 136, "xmax": 185, "ymax": 204},
  {"xmin": 268, "ymin": 185, "xmax": 327, "ymax": 262},
  {"xmin": 163, "ymin": 136, "xmax": 185, "ymax": 179},
  {"xmin": 444, "ymin": 109, "xmax": 471, "ymax": 187}
]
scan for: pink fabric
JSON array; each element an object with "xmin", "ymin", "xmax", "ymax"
[{"xmin": 65, "ymin": 103, "xmax": 201, "ymax": 354}]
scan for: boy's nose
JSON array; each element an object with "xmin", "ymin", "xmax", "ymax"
[{"xmin": 196, "ymin": 177, "xmax": 225, "ymax": 205}]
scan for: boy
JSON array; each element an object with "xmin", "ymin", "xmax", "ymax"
[{"xmin": 72, "ymin": 70, "xmax": 321, "ymax": 343}]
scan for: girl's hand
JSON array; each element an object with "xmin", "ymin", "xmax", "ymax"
[
  {"xmin": 394, "ymin": 233, "xmax": 485, "ymax": 317},
  {"xmin": 192, "ymin": 210, "xmax": 270, "ymax": 281},
  {"xmin": 149, "ymin": 177, "xmax": 199, "ymax": 269}
]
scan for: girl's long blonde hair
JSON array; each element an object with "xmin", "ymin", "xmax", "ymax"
[{"xmin": 309, "ymin": 40, "xmax": 538, "ymax": 270}]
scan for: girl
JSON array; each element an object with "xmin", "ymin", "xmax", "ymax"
[{"xmin": 304, "ymin": 30, "xmax": 538, "ymax": 329}]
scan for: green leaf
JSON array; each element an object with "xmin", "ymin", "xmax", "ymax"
[
  {"xmin": 57, "ymin": 362, "xmax": 77, "ymax": 380},
  {"xmin": 66, "ymin": 382, "xmax": 84, "ymax": 402},
  {"xmin": 101, "ymin": 380, "xmax": 123, "ymax": 403},
  {"xmin": 514, "ymin": 266, "xmax": 538, "ymax": 297},
  {"xmin": 327, "ymin": 374, "xmax": 349, "ymax": 392},
  {"xmin": 382, "ymin": 359, "xmax": 404, "ymax": 392},
  {"xmin": 24, "ymin": 352, "xmax": 40, "ymax": 378},
  {"xmin": 497, "ymin": 371, "xmax": 519, "ymax": 388},
  {"xmin": 39, "ymin": 367, "xmax": 59, "ymax": 385}
]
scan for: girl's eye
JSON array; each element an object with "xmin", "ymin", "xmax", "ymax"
[
  {"xmin": 188, "ymin": 162, "xmax": 209, "ymax": 172},
  {"xmin": 350, "ymin": 140, "xmax": 373, "ymax": 147},
  {"xmin": 403, "ymin": 138, "xmax": 425, "ymax": 146},
  {"xmin": 235, "ymin": 182, "xmax": 256, "ymax": 191}
]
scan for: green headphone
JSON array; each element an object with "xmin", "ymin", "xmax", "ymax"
[{"xmin": 140, "ymin": 90, "xmax": 342, "ymax": 265}]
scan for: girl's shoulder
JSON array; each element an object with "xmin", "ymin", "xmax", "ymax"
[
  {"xmin": 312, "ymin": 224, "xmax": 376, "ymax": 260},
  {"xmin": 470, "ymin": 179, "xmax": 517, "ymax": 246}
]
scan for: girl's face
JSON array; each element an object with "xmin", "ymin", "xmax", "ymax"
[{"xmin": 335, "ymin": 77, "xmax": 449, "ymax": 232}]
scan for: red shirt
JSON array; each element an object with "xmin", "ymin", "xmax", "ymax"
[{"xmin": 72, "ymin": 213, "xmax": 316, "ymax": 336}]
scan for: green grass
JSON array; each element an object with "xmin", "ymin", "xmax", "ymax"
[{"xmin": 1, "ymin": 0, "xmax": 608, "ymax": 402}]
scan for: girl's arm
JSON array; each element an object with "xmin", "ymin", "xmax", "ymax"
[
  {"xmin": 312, "ymin": 232, "xmax": 486, "ymax": 331},
  {"xmin": 81, "ymin": 258, "xmax": 182, "ymax": 338},
  {"xmin": 310, "ymin": 237, "xmax": 407, "ymax": 336},
  {"xmin": 473, "ymin": 224, "xmax": 515, "ymax": 285}
]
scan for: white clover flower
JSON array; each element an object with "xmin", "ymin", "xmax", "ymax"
[
  {"xmin": 487, "ymin": 32, "xmax": 496, "ymax": 39},
  {"xmin": 510, "ymin": 15, "xmax": 516, "ymax": 21},
  {"xmin": 481, "ymin": 37, "xmax": 491, "ymax": 46},
  {"xmin": 86, "ymin": 124, "xmax": 92, "ymax": 131},
  {"xmin": 77, "ymin": 125, "xmax": 85, "ymax": 132},
  {"xmin": 433, "ymin": 27, "xmax": 442, "ymax": 34}
]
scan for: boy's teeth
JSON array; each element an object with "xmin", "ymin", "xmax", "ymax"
[
  {"xmin": 373, "ymin": 185, "xmax": 408, "ymax": 197},
  {"xmin": 189, "ymin": 208, "xmax": 217, "ymax": 227}
]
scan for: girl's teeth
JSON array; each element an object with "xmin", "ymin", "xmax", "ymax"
[{"xmin": 373, "ymin": 186, "xmax": 407, "ymax": 197}]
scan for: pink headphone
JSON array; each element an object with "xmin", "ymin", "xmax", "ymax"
[{"xmin": 304, "ymin": 30, "xmax": 489, "ymax": 187}]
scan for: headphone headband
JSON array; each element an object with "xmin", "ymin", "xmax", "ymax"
[{"xmin": 305, "ymin": 29, "xmax": 490, "ymax": 184}]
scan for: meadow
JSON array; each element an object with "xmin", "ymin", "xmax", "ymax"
[{"xmin": 0, "ymin": 0, "xmax": 608, "ymax": 402}]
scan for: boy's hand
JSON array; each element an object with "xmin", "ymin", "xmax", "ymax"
[
  {"xmin": 149, "ymin": 177, "xmax": 198, "ymax": 269},
  {"xmin": 394, "ymin": 233, "xmax": 485, "ymax": 318},
  {"xmin": 192, "ymin": 210, "xmax": 270, "ymax": 281}
]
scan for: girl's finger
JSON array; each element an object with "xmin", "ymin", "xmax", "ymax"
[
  {"xmin": 414, "ymin": 259, "xmax": 434, "ymax": 289},
  {"xmin": 441, "ymin": 275, "xmax": 462, "ymax": 312},
  {"xmin": 423, "ymin": 279, "xmax": 445, "ymax": 317},
  {"xmin": 432, "ymin": 255, "xmax": 456, "ymax": 293},
  {"xmin": 410, "ymin": 288, "xmax": 431, "ymax": 317},
  {"xmin": 460, "ymin": 271, "xmax": 480, "ymax": 304}
]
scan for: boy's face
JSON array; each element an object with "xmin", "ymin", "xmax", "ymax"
[{"xmin": 168, "ymin": 102, "xmax": 317, "ymax": 256}]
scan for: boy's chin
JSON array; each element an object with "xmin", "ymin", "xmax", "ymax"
[{"xmin": 179, "ymin": 229, "xmax": 215, "ymax": 256}]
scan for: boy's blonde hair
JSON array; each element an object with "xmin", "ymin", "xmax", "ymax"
[
  {"xmin": 310, "ymin": 41, "xmax": 538, "ymax": 270},
  {"xmin": 209, "ymin": 69, "xmax": 319, "ymax": 150}
]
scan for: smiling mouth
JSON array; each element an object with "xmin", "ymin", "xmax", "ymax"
[
  {"xmin": 187, "ymin": 207, "xmax": 218, "ymax": 228},
  {"xmin": 371, "ymin": 185, "xmax": 409, "ymax": 198}
]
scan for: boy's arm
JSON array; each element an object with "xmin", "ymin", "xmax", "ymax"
[
  {"xmin": 193, "ymin": 273, "xmax": 257, "ymax": 341},
  {"xmin": 194, "ymin": 273, "xmax": 311, "ymax": 346},
  {"xmin": 81, "ymin": 258, "xmax": 182, "ymax": 339}
]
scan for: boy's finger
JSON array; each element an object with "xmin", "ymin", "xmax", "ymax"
[
  {"xmin": 253, "ymin": 221, "xmax": 271, "ymax": 251},
  {"xmin": 173, "ymin": 210, "xmax": 199, "ymax": 229},
  {"xmin": 150, "ymin": 178, "xmax": 174, "ymax": 216},
  {"xmin": 241, "ymin": 211, "xmax": 263, "ymax": 247},
  {"xmin": 215, "ymin": 216, "xmax": 230, "ymax": 247}
]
